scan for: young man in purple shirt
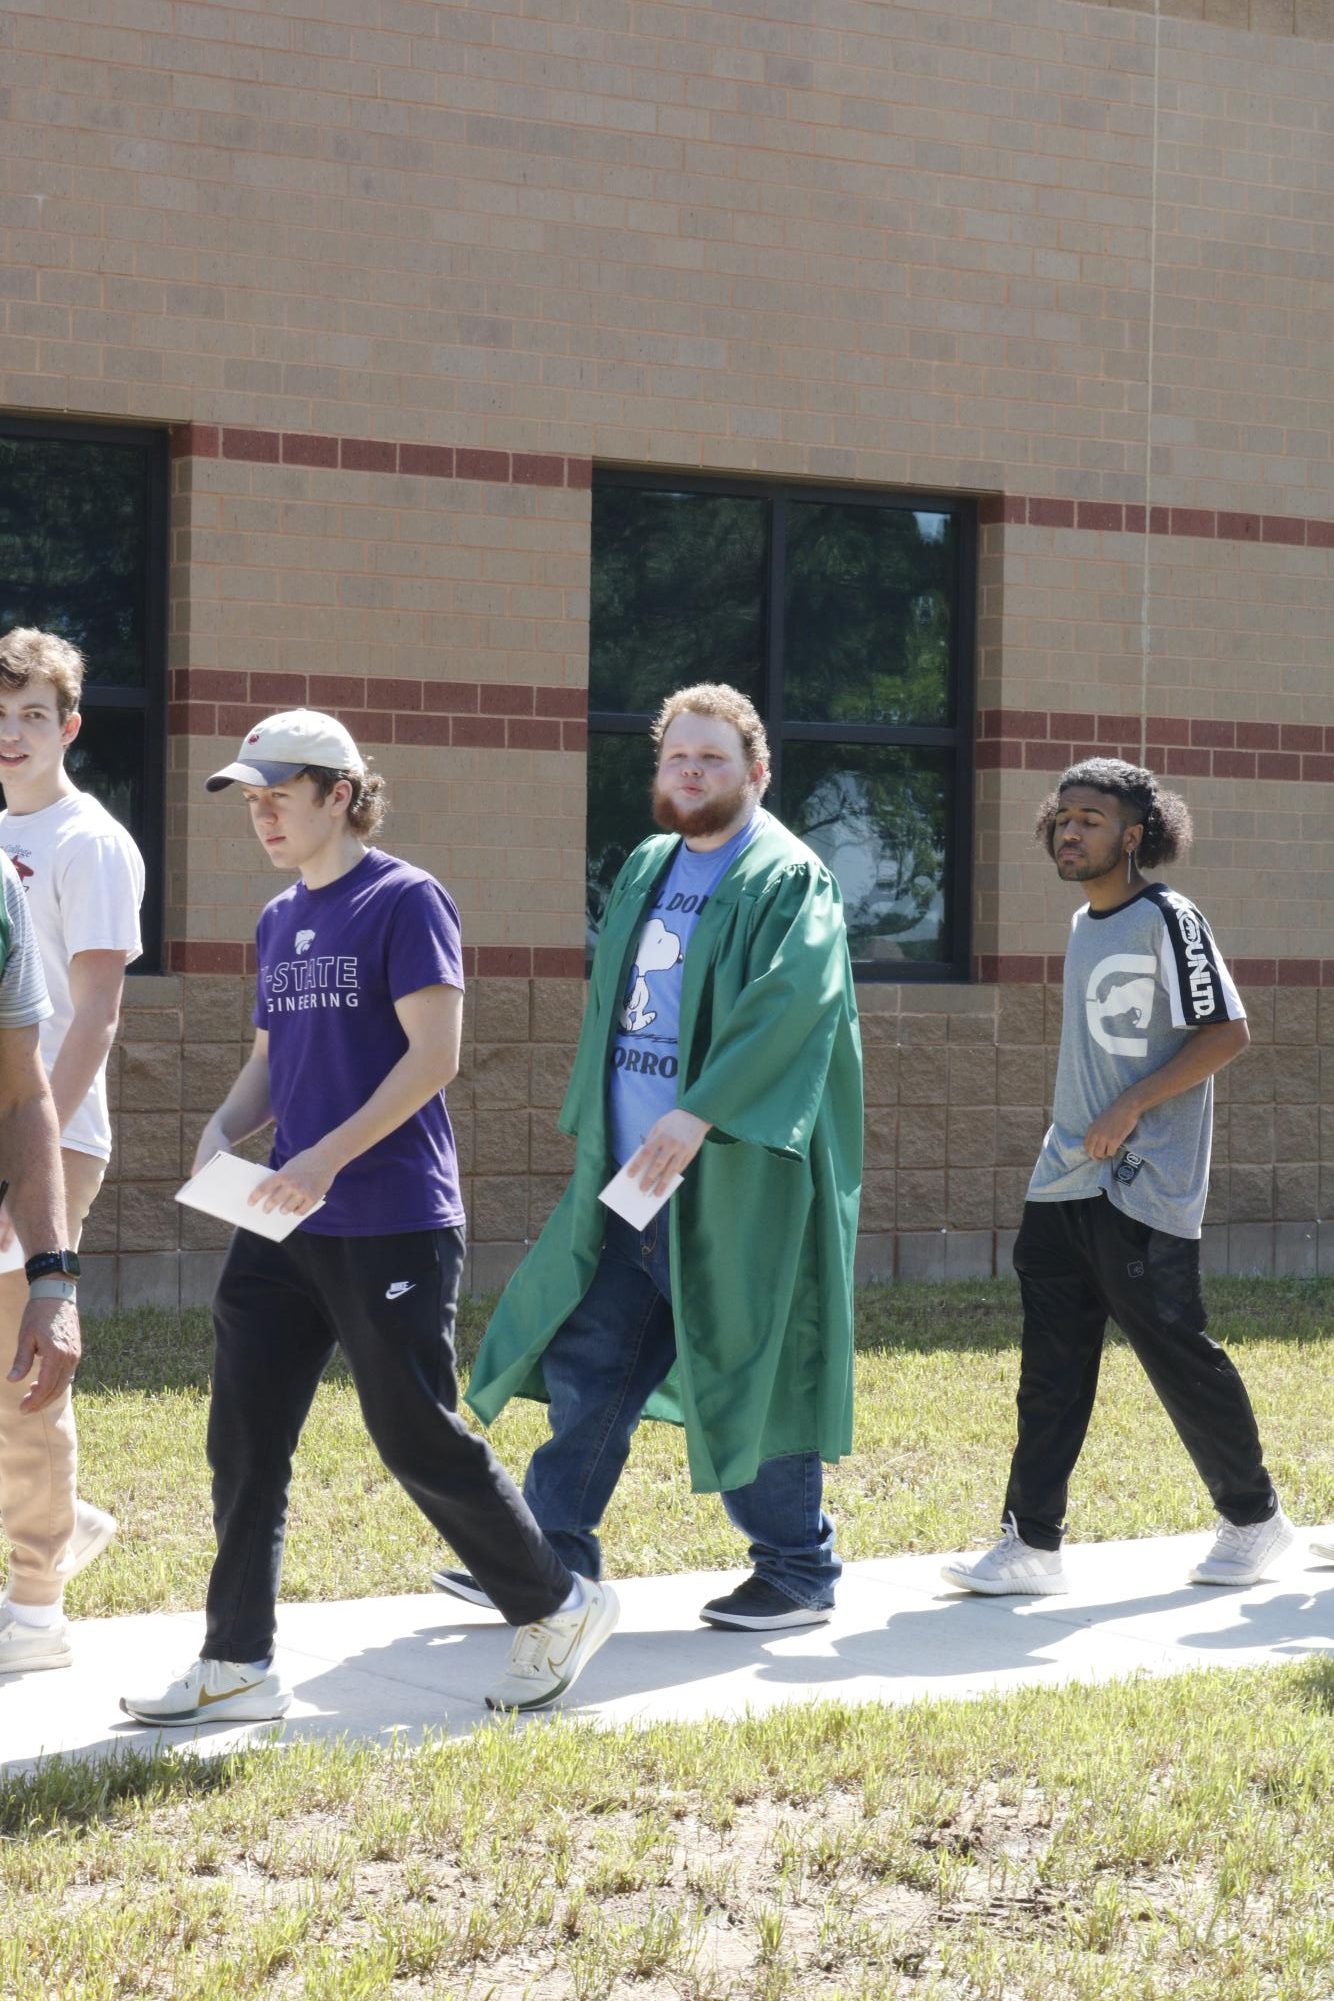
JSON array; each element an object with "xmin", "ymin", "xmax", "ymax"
[{"xmin": 121, "ymin": 710, "xmax": 616, "ymax": 1723}]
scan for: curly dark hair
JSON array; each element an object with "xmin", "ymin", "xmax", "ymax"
[
  {"xmin": 302, "ymin": 762, "xmax": 388, "ymax": 841},
  {"xmin": 1035, "ymin": 758, "xmax": 1193, "ymax": 869}
]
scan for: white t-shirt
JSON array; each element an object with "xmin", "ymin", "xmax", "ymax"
[{"xmin": 0, "ymin": 790, "xmax": 144, "ymax": 1160}]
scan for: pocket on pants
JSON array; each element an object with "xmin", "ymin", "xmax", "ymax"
[{"xmin": 1103, "ymin": 1199, "xmax": 1204, "ymax": 1333}]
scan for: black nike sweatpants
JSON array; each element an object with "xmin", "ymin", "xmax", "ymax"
[
  {"xmin": 1003, "ymin": 1194, "xmax": 1278, "ymax": 1550},
  {"xmin": 202, "ymin": 1223, "xmax": 571, "ymax": 1662}
]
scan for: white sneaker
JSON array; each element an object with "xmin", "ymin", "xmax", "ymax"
[
  {"xmin": 1311, "ymin": 1538, "xmax": 1334, "ymax": 1565},
  {"xmin": 486, "ymin": 1577, "xmax": 619, "ymax": 1713},
  {"xmin": 940, "ymin": 1515, "xmax": 1069, "ymax": 1596},
  {"xmin": 120, "ymin": 1657, "xmax": 291, "ymax": 1725},
  {"xmin": 66, "ymin": 1501, "xmax": 118, "ymax": 1580},
  {"xmin": 0, "ymin": 1604, "xmax": 73, "ymax": 1676},
  {"xmin": 1189, "ymin": 1508, "xmax": 1295, "ymax": 1586}
]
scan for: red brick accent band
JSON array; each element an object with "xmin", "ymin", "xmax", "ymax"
[
  {"xmin": 976, "ymin": 953, "xmax": 1334, "ymax": 986},
  {"xmin": 979, "ymin": 493, "xmax": 1334, "ymax": 548},
  {"xmin": 978, "ymin": 708, "xmax": 1334, "ymax": 783},
  {"xmin": 171, "ymin": 426, "xmax": 1334, "ymax": 546},
  {"xmin": 167, "ymin": 936, "xmax": 1331, "ymax": 986},
  {"xmin": 166, "ymin": 939, "xmax": 583, "ymax": 979},
  {"xmin": 170, "ymin": 671, "xmax": 587, "ymax": 754},
  {"xmin": 170, "ymin": 422, "xmax": 591, "ymax": 491},
  {"xmin": 167, "ymin": 941, "xmax": 258, "ymax": 975}
]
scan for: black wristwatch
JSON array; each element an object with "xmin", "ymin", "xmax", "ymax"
[{"xmin": 24, "ymin": 1249, "xmax": 81, "ymax": 1283}]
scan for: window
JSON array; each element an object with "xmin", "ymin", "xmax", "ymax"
[
  {"xmin": 587, "ymin": 473, "xmax": 976, "ymax": 980},
  {"xmin": 0, "ymin": 416, "xmax": 167, "ymax": 970}
]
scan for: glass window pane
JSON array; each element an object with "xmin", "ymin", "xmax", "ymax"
[
  {"xmin": 0, "ymin": 434, "xmax": 152, "ymax": 687},
  {"xmin": 590, "ymin": 486, "xmax": 766, "ymax": 715},
  {"xmin": 781, "ymin": 742, "xmax": 951, "ymax": 966},
  {"xmin": 783, "ymin": 503, "xmax": 955, "ymax": 726},
  {"xmin": 61, "ymin": 705, "xmax": 147, "ymax": 841},
  {"xmin": 586, "ymin": 731, "xmax": 657, "ymax": 949}
]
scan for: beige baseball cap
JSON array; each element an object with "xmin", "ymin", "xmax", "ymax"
[{"xmin": 206, "ymin": 709, "xmax": 365, "ymax": 792}]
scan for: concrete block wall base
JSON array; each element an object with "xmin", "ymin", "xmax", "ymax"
[{"xmin": 77, "ymin": 1225, "xmax": 1331, "ymax": 1313}]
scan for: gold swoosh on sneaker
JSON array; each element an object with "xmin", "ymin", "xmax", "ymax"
[
  {"xmin": 198, "ymin": 1682, "xmax": 253, "ymax": 1707},
  {"xmin": 541, "ymin": 1617, "xmax": 587, "ymax": 1674}
]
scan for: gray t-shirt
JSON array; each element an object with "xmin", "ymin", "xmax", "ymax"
[{"xmin": 1028, "ymin": 883, "xmax": 1244, "ymax": 1239}]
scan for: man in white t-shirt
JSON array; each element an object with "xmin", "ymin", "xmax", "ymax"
[{"xmin": 0, "ymin": 627, "xmax": 144, "ymax": 1675}]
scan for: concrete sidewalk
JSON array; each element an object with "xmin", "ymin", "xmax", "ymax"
[{"xmin": 4, "ymin": 1529, "xmax": 1333, "ymax": 1776}]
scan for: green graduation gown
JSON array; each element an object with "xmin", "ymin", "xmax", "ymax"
[{"xmin": 465, "ymin": 814, "xmax": 864, "ymax": 1494}]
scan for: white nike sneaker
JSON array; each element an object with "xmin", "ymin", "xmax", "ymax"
[
  {"xmin": 486, "ymin": 1578, "xmax": 619, "ymax": 1713},
  {"xmin": 940, "ymin": 1514, "xmax": 1069, "ymax": 1596},
  {"xmin": 0, "ymin": 1604, "xmax": 73, "ymax": 1676},
  {"xmin": 1189, "ymin": 1508, "xmax": 1295, "ymax": 1586},
  {"xmin": 120, "ymin": 1657, "xmax": 291, "ymax": 1725}
]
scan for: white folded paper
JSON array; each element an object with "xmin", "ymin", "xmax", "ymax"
[
  {"xmin": 598, "ymin": 1161, "xmax": 683, "ymax": 1230},
  {"xmin": 175, "ymin": 1150, "xmax": 324, "ymax": 1243}
]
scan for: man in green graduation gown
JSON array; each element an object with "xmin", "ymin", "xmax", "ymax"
[{"xmin": 437, "ymin": 682, "xmax": 863, "ymax": 1629}]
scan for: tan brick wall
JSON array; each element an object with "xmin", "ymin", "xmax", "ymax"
[{"xmin": 3, "ymin": 0, "xmax": 1332, "ymax": 1288}]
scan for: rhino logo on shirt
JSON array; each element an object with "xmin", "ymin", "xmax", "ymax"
[
  {"xmin": 619, "ymin": 919, "xmax": 682, "ymax": 1034},
  {"xmin": 295, "ymin": 929, "xmax": 316, "ymax": 955},
  {"xmin": 1086, "ymin": 955, "xmax": 1158, "ymax": 1058}
]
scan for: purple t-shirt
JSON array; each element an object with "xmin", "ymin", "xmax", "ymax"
[{"xmin": 253, "ymin": 848, "xmax": 465, "ymax": 1236}]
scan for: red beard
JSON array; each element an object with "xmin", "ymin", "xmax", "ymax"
[{"xmin": 651, "ymin": 778, "xmax": 754, "ymax": 838}]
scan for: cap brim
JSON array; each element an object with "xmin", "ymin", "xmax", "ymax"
[{"xmin": 204, "ymin": 759, "xmax": 307, "ymax": 793}]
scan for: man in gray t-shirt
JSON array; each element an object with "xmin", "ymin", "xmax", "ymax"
[
  {"xmin": 943, "ymin": 759, "xmax": 1293, "ymax": 1599},
  {"xmin": 1029, "ymin": 880, "xmax": 1244, "ymax": 1239}
]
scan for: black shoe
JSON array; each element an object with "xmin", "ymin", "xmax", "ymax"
[
  {"xmin": 699, "ymin": 1577, "xmax": 833, "ymax": 1630},
  {"xmin": 430, "ymin": 1568, "xmax": 497, "ymax": 1610}
]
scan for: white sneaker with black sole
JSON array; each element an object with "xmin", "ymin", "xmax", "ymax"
[
  {"xmin": 1189, "ymin": 1507, "xmax": 1295, "ymax": 1586},
  {"xmin": 485, "ymin": 1577, "xmax": 618, "ymax": 1713},
  {"xmin": 120, "ymin": 1657, "xmax": 292, "ymax": 1726},
  {"xmin": 940, "ymin": 1514, "xmax": 1069, "ymax": 1596},
  {"xmin": 431, "ymin": 1567, "xmax": 497, "ymax": 1610},
  {"xmin": 699, "ymin": 1577, "xmax": 833, "ymax": 1629}
]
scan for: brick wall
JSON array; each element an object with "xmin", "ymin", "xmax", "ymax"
[{"xmin": 3, "ymin": 0, "xmax": 1333, "ymax": 1293}]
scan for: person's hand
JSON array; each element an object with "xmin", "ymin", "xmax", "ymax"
[
  {"xmin": 1084, "ymin": 1096, "xmax": 1140, "ymax": 1160},
  {"xmin": 8, "ymin": 1296, "xmax": 81, "ymax": 1414},
  {"xmin": 249, "ymin": 1143, "xmax": 340, "ymax": 1217},
  {"xmin": 626, "ymin": 1110, "xmax": 712, "ymax": 1197},
  {"xmin": 0, "ymin": 1201, "xmax": 13, "ymax": 1254}
]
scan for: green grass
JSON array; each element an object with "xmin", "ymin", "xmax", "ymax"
[
  {"xmin": 3, "ymin": 1663, "xmax": 1333, "ymax": 1998},
  {"xmin": 11, "ymin": 1279, "xmax": 1334, "ymax": 1997},
  {"xmin": 65, "ymin": 1277, "xmax": 1334, "ymax": 1621}
]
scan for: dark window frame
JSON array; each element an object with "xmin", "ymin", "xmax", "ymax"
[
  {"xmin": 589, "ymin": 468, "xmax": 977, "ymax": 983},
  {"xmin": 0, "ymin": 412, "xmax": 168, "ymax": 973}
]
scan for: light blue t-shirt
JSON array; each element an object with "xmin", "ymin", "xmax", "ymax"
[{"xmin": 607, "ymin": 814, "xmax": 763, "ymax": 1167}]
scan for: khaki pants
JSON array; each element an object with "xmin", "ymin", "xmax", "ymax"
[{"xmin": 0, "ymin": 1148, "xmax": 105, "ymax": 1606}]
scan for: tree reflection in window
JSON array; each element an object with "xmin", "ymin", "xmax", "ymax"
[
  {"xmin": 588, "ymin": 477, "xmax": 973, "ymax": 981},
  {"xmin": 0, "ymin": 420, "xmax": 166, "ymax": 967}
]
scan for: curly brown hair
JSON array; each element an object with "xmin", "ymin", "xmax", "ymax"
[
  {"xmin": 651, "ymin": 683, "xmax": 770, "ymax": 783},
  {"xmin": 1035, "ymin": 758, "xmax": 1193, "ymax": 869},
  {"xmin": 302, "ymin": 763, "xmax": 388, "ymax": 841},
  {"xmin": 0, "ymin": 626, "xmax": 85, "ymax": 722}
]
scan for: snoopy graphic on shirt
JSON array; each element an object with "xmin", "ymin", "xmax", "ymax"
[{"xmin": 619, "ymin": 918, "xmax": 682, "ymax": 1033}]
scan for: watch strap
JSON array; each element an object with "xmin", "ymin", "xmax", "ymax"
[
  {"xmin": 28, "ymin": 1277, "xmax": 78, "ymax": 1303},
  {"xmin": 23, "ymin": 1250, "xmax": 82, "ymax": 1283}
]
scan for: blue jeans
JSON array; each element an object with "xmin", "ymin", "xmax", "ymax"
[{"xmin": 522, "ymin": 1210, "xmax": 840, "ymax": 1610}]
